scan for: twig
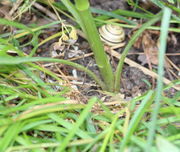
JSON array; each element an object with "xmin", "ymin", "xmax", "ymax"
[
  {"xmin": 9, "ymin": 0, "xmax": 23, "ymax": 16},
  {"xmin": 107, "ymin": 49, "xmax": 180, "ymax": 91},
  {"xmin": 33, "ymin": 2, "xmax": 58, "ymax": 20}
]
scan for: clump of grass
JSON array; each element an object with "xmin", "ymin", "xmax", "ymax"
[{"xmin": 0, "ymin": 0, "xmax": 180, "ymax": 151}]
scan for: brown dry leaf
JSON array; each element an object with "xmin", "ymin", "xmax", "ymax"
[
  {"xmin": 133, "ymin": 33, "xmax": 143, "ymax": 49},
  {"xmin": 132, "ymin": 30, "xmax": 159, "ymax": 65},
  {"xmin": 142, "ymin": 32, "xmax": 159, "ymax": 65}
]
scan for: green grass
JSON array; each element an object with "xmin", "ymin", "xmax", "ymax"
[{"xmin": 0, "ymin": 0, "xmax": 180, "ymax": 151}]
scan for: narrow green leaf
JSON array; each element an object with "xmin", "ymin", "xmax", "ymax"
[
  {"xmin": 0, "ymin": 56, "xmax": 106, "ymax": 89},
  {"xmin": 48, "ymin": 114, "xmax": 92, "ymax": 139},
  {"xmin": 119, "ymin": 91, "xmax": 154, "ymax": 152},
  {"xmin": 114, "ymin": 12, "xmax": 162, "ymax": 91},
  {"xmin": 156, "ymin": 136, "xmax": 179, "ymax": 152},
  {"xmin": 146, "ymin": 7, "xmax": 172, "ymax": 151},
  {"xmin": 55, "ymin": 97, "xmax": 97, "ymax": 152},
  {"xmin": 0, "ymin": 122, "xmax": 23, "ymax": 151}
]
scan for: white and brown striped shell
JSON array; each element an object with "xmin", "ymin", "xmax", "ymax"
[{"xmin": 99, "ymin": 24, "xmax": 125, "ymax": 47}]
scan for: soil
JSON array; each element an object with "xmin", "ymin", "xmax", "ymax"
[
  {"xmin": 1, "ymin": 0, "xmax": 179, "ymax": 102},
  {"xmin": 90, "ymin": 0, "xmax": 128, "ymax": 11}
]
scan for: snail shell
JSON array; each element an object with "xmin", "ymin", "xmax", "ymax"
[{"xmin": 99, "ymin": 24, "xmax": 125, "ymax": 46}]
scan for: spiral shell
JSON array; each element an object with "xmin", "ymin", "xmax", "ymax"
[{"xmin": 99, "ymin": 24, "xmax": 125, "ymax": 46}]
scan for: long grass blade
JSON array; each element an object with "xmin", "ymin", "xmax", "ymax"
[
  {"xmin": 0, "ymin": 56, "xmax": 106, "ymax": 90},
  {"xmin": 114, "ymin": 12, "xmax": 162, "ymax": 91},
  {"xmin": 119, "ymin": 90, "xmax": 154, "ymax": 152},
  {"xmin": 146, "ymin": 7, "xmax": 172, "ymax": 151},
  {"xmin": 55, "ymin": 97, "xmax": 97, "ymax": 151}
]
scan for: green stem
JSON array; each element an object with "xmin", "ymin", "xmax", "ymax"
[
  {"xmin": 146, "ymin": 7, "xmax": 172, "ymax": 152},
  {"xmin": 74, "ymin": 0, "xmax": 114, "ymax": 91},
  {"xmin": 114, "ymin": 12, "xmax": 162, "ymax": 92},
  {"xmin": 0, "ymin": 57, "xmax": 106, "ymax": 90}
]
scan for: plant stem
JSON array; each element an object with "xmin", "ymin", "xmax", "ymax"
[
  {"xmin": 75, "ymin": 0, "xmax": 114, "ymax": 91},
  {"xmin": 114, "ymin": 12, "xmax": 162, "ymax": 92}
]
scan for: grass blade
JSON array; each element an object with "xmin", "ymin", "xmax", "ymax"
[
  {"xmin": 114, "ymin": 12, "xmax": 162, "ymax": 91},
  {"xmin": 0, "ymin": 56, "xmax": 106, "ymax": 90},
  {"xmin": 91, "ymin": 7, "xmax": 137, "ymax": 25},
  {"xmin": 146, "ymin": 7, "xmax": 172, "ymax": 151},
  {"xmin": 48, "ymin": 114, "xmax": 92, "ymax": 139},
  {"xmin": 55, "ymin": 97, "xmax": 97, "ymax": 151},
  {"xmin": 0, "ymin": 122, "xmax": 23, "ymax": 151},
  {"xmin": 119, "ymin": 90, "xmax": 154, "ymax": 152}
]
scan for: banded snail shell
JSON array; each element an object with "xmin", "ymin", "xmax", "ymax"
[{"xmin": 99, "ymin": 24, "xmax": 125, "ymax": 46}]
